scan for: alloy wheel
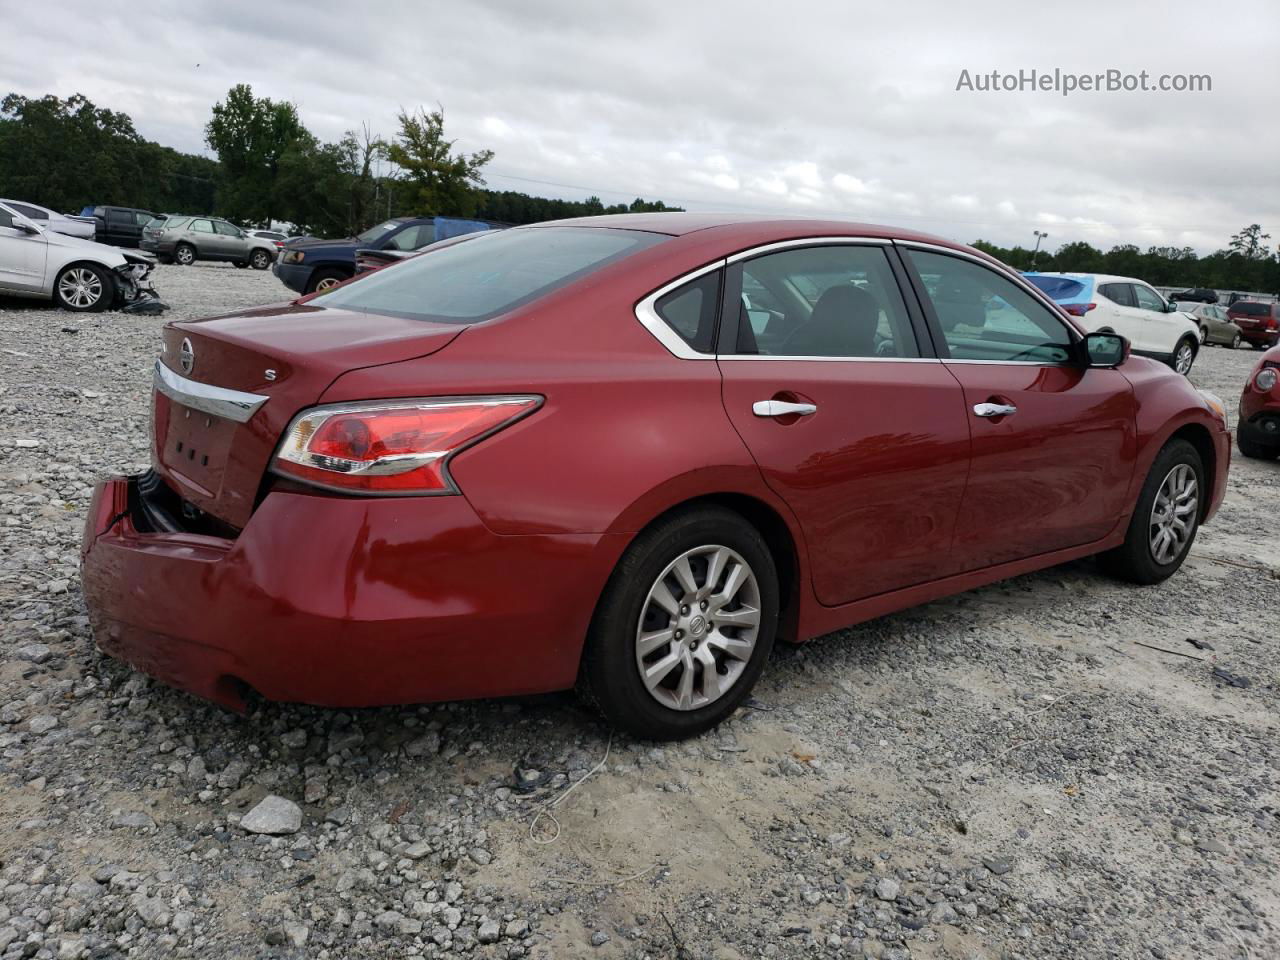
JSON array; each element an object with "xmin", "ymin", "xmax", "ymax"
[
  {"xmin": 314, "ymin": 276, "xmax": 341, "ymax": 292},
  {"xmin": 57, "ymin": 268, "xmax": 104, "ymax": 308},
  {"xmin": 634, "ymin": 544, "xmax": 761, "ymax": 712},
  {"xmin": 1174, "ymin": 342, "xmax": 1195, "ymax": 375},
  {"xmin": 177, "ymin": 246, "xmax": 194, "ymax": 265},
  {"xmin": 1148, "ymin": 463, "xmax": 1198, "ymax": 565}
]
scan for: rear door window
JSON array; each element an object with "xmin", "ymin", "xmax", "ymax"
[
  {"xmin": 1099, "ymin": 282, "xmax": 1137, "ymax": 307},
  {"xmin": 908, "ymin": 250, "xmax": 1074, "ymax": 363},
  {"xmin": 310, "ymin": 226, "xmax": 665, "ymax": 324},
  {"xmin": 191, "ymin": 219, "xmax": 214, "ymax": 234},
  {"xmin": 725, "ymin": 244, "xmax": 918, "ymax": 358},
  {"xmin": 107, "ymin": 209, "xmax": 132, "ymax": 226},
  {"xmin": 214, "ymin": 221, "xmax": 241, "ymax": 236}
]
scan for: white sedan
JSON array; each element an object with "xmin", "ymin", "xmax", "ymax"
[
  {"xmin": 0, "ymin": 201, "xmax": 158, "ymax": 311},
  {"xmin": 0, "ymin": 198, "xmax": 97, "ymax": 239}
]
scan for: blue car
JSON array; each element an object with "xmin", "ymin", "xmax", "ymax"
[{"xmin": 274, "ymin": 216, "xmax": 493, "ymax": 295}]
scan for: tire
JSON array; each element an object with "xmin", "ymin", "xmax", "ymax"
[
  {"xmin": 233, "ymin": 260, "xmax": 249, "ymax": 269},
  {"xmin": 306, "ymin": 268, "xmax": 347, "ymax": 294},
  {"xmin": 174, "ymin": 243, "xmax": 196, "ymax": 266},
  {"xmin": 53, "ymin": 263, "xmax": 112, "ymax": 312},
  {"xmin": 1237, "ymin": 431, "xmax": 1280, "ymax": 460},
  {"xmin": 1098, "ymin": 439, "xmax": 1204, "ymax": 585},
  {"xmin": 1231, "ymin": 332, "xmax": 1242, "ymax": 349},
  {"xmin": 250, "ymin": 248, "xmax": 272, "ymax": 270},
  {"xmin": 579, "ymin": 506, "xmax": 779, "ymax": 740},
  {"xmin": 1198, "ymin": 325, "xmax": 1207, "ymax": 344},
  {"xmin": 1170, "ymin": 337, "xmax": 1197, "ymax": 376}
]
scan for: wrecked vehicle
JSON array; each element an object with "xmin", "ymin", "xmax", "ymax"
[{"xmin": 0, "ymin": 200, "xmax": 163, "ymax": 312}]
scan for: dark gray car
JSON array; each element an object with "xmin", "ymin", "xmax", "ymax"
[{"xmin": 141, "ymin": 217, "xmax": 276, "ymax": 269}]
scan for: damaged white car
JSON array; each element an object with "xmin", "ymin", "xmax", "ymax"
[{"xmin": 0, "ymin": 200, "xmax": 162, "ymax": 312}]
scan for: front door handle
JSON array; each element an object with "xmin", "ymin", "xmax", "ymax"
[
  {"xmin": 753, "ymin": 400, "xmax": 817, "ymax": 417},
  {"xmin": 973, "ymin": 401, "xmax": 1017, "ymax": 418}
]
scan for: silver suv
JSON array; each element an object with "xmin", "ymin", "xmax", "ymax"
[{"xmin": 141, "ymin": 216, "xmax": 276, "ymax": 270}]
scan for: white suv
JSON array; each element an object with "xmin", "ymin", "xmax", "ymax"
[{"xmin": 1024, "ymin": 272, "xmax": 1201, "ymax": 375}]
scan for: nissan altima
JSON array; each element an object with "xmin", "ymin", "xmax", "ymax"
[{"xmin": 81, "ymin": 214, "xmax": 1230, "ymax": 739}]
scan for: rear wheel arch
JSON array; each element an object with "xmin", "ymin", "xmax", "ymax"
[{"xmin": 602, "ymin": 492, "xmax": 804, "ymax": 645}]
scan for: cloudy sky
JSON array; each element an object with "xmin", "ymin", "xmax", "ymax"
[{"xmin": 4, "ymin": 0, "xmax": 1277, "ymax": 253}]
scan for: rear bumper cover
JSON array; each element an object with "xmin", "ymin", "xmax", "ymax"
[{"xmin": 80, "ymin": 475, "xmax": 621, "ymax": 711}]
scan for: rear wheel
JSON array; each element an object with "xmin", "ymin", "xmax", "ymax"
[
  {"xmin": 174, "ymin": 243, "xmax": 195, "ymax": 266},
  {"xmin": 53, "ymin": 264, "xmax": 112, "ymax": 312},
  {"xmin": 1198, "ymin": 325, "xmax": 1208, "ymax": 344},
  {"xmin": 250, "ymin": 248, "xmax": 272, "ymax": 270},
  {"xmin": 1171, "ymin": 337, "xmax": 1197, "ymax": 375},
  {"xmin": 1098, "ymin": 439, "xmax": 1203, "ymax": 584},
  {"xmin": 306, "ymin": 268, "xmax": 347, "ymax": 294},
  {"xmin": 580, "ymin": 506, "xmax": 779, "ymax": 740}
]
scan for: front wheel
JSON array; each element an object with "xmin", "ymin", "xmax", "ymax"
[
  {"xmin": 306, "ymin": 268, "xmax": 347, "ymax": 294},
  {"xmin": 1098, "ymin": 439, "xmax": 1204, "ymax": 585},
  {"xmin": 233, "ymin": 260, "xmax": 249, "ymax": 269},
  {"xmin": 1231, "ymin": 332, "xmax": 1242, "ymax": 349},
  {"xmin": 54, "ymin": 264, "xmax": 112, "ymax": 312},
  {"xmin": 1171, "ymin": 337, "xmax": 1197, "ymax": 376},
  {"xmin": 1237, "ymin": 431, "xmax": 1280, "ymax": 460},
  {"xmin": 579, "ymin": 506, "xmax": 779, "ymax": 740},
  {"xmin": 1198, "ymin": 325, "xmax": 1208, "ymax": 344}
]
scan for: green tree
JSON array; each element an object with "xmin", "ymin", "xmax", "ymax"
[
  {"xmin": 387, "ymin": 106, "xmax": 493, "ymax": 217},
  {"xmin": 205, "ymin": 84, "xmax": 311, "ymax": 225},
  {"xmin": 1228, "ymin": 224, "xmax": 1272, "ymax": 260}
]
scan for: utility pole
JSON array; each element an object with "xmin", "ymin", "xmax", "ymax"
[{"xmin": 1031, "ymin": 230, "xmax": 1048, "ymax": 268}]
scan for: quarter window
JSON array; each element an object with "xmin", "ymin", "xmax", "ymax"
[
  {"xmin": 654, "ymin": 272, "xmax": 721, "ymax": 353},
  {"xmin": 726, "ymin": 245, "xmax": 918, "ymax": 358},
  {"xmin": 908, "ymin": 250, "xmax": 1074, "ymax": 363}
]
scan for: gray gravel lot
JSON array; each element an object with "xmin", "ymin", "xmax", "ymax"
[{"xmin": 0, "ymin": 263, "xmax": 1277, "ymax": 960}]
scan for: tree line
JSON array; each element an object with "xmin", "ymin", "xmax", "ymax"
[
  {"xmin": 2, "ymin": 88, "xmax": 1276, "ymax": 293},
  {"xmin": 975, "ymin": 224, "xmax": 1279, "ymax": 294},
  {"xmin": 0, "ymin": 89, "xmax": 681, "ymax": 236}
]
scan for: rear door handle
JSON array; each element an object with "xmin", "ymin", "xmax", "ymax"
[
  {"xmin": 753, "ymin": 400, "xmax": 817, "ymax": 417},
  {"xmin": 973, "ymin": 402, "xmax": 1017, "ymax": 418}
]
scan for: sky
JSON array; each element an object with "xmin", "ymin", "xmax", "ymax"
[{"xmin": 3, "ymin": 0, "xmax": 1277, "ymax": 254}]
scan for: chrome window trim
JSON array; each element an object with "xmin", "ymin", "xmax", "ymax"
[
  {"xmin": 717, "ymin": 355, "xmax": 942, "ymax": 363},
  {"xmin": 634, "ymin": 258, "xmax": 725, "ymax": 360},
  {"xmin": 153, "ymin": 360, "xmax": 268, "ymax": 424},
  {"xmin": 725, "ymin": 235, "xmax": 891, "ymax": 264}
]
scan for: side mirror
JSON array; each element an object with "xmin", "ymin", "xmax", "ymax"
[
  {"xmin": 13, "ymin": 219, "xmax": 39, "ymax": 235},
  {"xmin": 1081, "ymin": 331, "xmax": 1129, "ymax": 368},
  {"xmin": 1165, "ymin": 300, "xmax": 1180, "ymax": 313}
]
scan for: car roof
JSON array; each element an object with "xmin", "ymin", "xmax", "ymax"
[{"xmin": 523, "ymin": 211, "xmax": 963, "ymax": 246}]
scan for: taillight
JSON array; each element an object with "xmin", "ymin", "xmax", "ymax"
[
  {"xmin": 1062, "ymin": 303, "xmax": 1097, "ymax": 317},
  {"xmin": 272, "ymin": 396, "xmax": 542, "ymax": 494}
]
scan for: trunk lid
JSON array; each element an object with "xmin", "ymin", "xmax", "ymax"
[{"xmin": 153, "ymin": 303, "xmax": 465, "ymax": 528}]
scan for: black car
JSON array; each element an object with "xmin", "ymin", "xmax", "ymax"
[
  {"xmin": 79, "ymin": 205, "xmax": 158, "ymax": 248},
  {"xmin": 1170, "ymin": 287, "xmax": 1219, "ymax": 304},
  {"xmin": 274, "ymin": 216, "xmax": 494, "ymax": 294}
]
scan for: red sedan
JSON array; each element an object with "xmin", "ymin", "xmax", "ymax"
[
  {"xmin": 1237, "ymin": 344, "xmax": 1280, "ymax": 458},
  {"xmin": 81, "ymin": 214, "xmax": 1231, "ymax": 739}
]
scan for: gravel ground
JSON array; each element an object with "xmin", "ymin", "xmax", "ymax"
[{"xmin": 0, "ymin": 263, "xmax": 1277, "ymax": 960}]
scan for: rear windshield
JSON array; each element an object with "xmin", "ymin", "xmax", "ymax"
[
  {"xmin": 1024, "ymin": 275, "xmax": 1088, "ymax": 300},
  {"xmin": 309, "ymin": 226, "xmax": 666, "ymax": 324},
  {"xmin": 1231, "ymin": 302, "xmax": 1269, "ymax": 316}
]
